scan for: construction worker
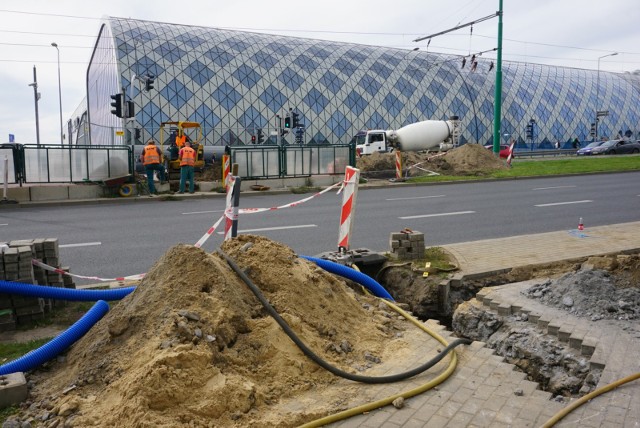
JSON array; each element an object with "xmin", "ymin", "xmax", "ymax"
[
  {"xmin": 141, "ymin": 139, "xmax": 165, "ymax": 196},
  {"xmin": 178, "ymin": 140, "xmax": 196, "ymax": 194},
  {"xmin": 175, "ymin": 129, "xmax": 186, "ymax": 149}
]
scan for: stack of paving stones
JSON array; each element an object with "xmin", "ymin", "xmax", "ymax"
[
  {"xmin": 0, "ymin": 238, "xmax": 76, "ymax": 331},
  {"xmin": 388, "ymin": 229, "xmax": 425, "ymax": 260}
]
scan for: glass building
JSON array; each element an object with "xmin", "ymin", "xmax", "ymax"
[{"xmin": 84, "ymin": 17, "xmax": 640, "ymax": 149}]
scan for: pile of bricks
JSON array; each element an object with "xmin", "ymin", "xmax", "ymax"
[
  {"xmin": 0, "ymin": 238, "xmax": 76, "ymax": 331},
  {"xmin": 388, "ymin": 229, "xmax": 425, "ymax": 260}
]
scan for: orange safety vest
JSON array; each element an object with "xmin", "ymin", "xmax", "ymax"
[
  {"xmin": 143, "ymin": 145, "xmax": 160, "ymax": 165},
  {"xmin": 176, "ymin": 134, "xmax": 186, "ymax": 148},
  {"xmin": 179, "ymin": 146, "xmax": 196, "ymax": 167}
]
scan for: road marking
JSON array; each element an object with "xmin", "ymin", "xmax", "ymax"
[
  {"xmin": 182, "ymin": 210, "xmax": 224, "ymax": 215},
  {"xmin": 0, "ymin": 223, "xmax": 7, "ymax": 226},
  {"xmin": 535, "ymin": 200, "xmax": 592, "ymax": 207},
  {"xmin": 532, "ymin": 185, "xmax": 577, "ymax": 190},
  {"xmin": 399, "ymin": 211, "xmax": 475, "ymax": 219},
  {"xmin": 217, "ymin": 224, "xmax": 317, "ymax": 234},
  {"xmin": 59, "ymin": 242, "xmax": 102, "ymax": 248},
  {"xmin": 386, "ymin": 195, "xmax": 445, "ymax": 201}
]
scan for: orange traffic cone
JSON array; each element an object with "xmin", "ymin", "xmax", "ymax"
[{"xmin": 578, "ymin": 217, "xmax": 584, "ymax": 231}]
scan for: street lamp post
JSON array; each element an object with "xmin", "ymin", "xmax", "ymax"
[
  {"xmin": 595, "ymin": 52, "xmax": 618, "ymax": 141},
  {"xmin": 51, "ymin": 42, "xmax": 64, "ymax": 145}
]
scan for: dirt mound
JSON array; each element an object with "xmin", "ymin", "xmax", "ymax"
[
  {"xmin": 356, "ymin": 144, "xmax": 508, "ymax": 177},
  {"xmin": 16, "ymin": 237, "xmax": 412, "ymax": 427}
]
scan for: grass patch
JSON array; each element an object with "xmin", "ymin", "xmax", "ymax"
[
  {"xmin": 290, "ymin": 186, "xmax": 322, "ymax": 194},
  {"xmin": 407, "ymin": 156, "xmax": 640, "ymax": 183},
  {"xmin": 0, "ymin": 406, "xmax": 19, "ymax": 424},
  {"xmin": 0, "ymin": 338, "xmax": 51, "ymax": 362}
]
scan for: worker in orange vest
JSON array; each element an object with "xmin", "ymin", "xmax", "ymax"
[
  {"xmin": 178, "ymin": 140, "xmax": 196, "ymax": 194},
  {"xmin": 175, "ymin": 129, "xmax": 186, "ymax": 149},
  {"xmin": 140, "ymin": 139, "xmax": 165, "ymax": 196}
]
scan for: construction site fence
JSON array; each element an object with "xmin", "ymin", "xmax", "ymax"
[
  {"xmin": 0, "ymin": 144, "xmax": 134, "ymax": 185},
  {"xmin": 225, "ymin": 143, "xmax": 356, "ymax": 179}
]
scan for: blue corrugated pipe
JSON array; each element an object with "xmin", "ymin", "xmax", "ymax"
[
  {"xmin": 0, "ymin": 300, "xmax": 109, "ymax": 375},
  {"xmin": 0, "ymin": 280, "xmax": 134, "ymax": 301},
  {"xmin": 300, "ymin": 255, "xmax": 394, "ymax": 301}
]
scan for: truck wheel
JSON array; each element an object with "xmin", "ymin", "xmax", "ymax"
[{"xmin": 119, "ymin": 184, "xmax": 135, "ymax": 197}]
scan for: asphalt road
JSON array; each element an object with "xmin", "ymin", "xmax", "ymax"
[{"xmin": 1, "ymin": 171, "xmax": 638, "ymax": 284}]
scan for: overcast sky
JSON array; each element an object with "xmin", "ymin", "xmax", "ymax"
[{"xmin": 1, "ymin": 0, "xmax": 638, "ymax": 144}]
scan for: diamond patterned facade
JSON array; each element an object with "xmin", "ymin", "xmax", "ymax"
[{"xmin": 87, "ymin": 17, "xmax": 640, "ymax": 148}]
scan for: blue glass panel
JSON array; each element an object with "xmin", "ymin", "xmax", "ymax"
[
  {"xmin": 204, "ymin": 48, "xmax": 234, "ymax": 67},
  {"xmin": 328, "ymin": 111, "xmax": 352, "ymax": 139},
  {"xmin": 535, "ymin": 103, "xmax": 551, "ymax": 123},
  {"xmin": 239, "ymin": 106, "xmax": 267, "ymax": 129},
  {"xmin": 123, "ymin": 28, "xmax": 155, "ymax": 42},
  {"xmin": 306, "ymin": 45, "xmax": 331, "ymax": 59},
  {"xmin": 175, "ymin": 33, "xmax": 206, "ymax": 48},
  {"xmin": 403, "ymin": 113, "xmax": 419, "ymax": 127},
  {"xmin": 154, "ymin": 42, "xmax": 187, "ymax": 63},
  {"xmin": 506, "ymin": 102, "xmax": 525, "ymax": 122},
  {"xmin": 427, "ymin": 80, "xmax": 447, "ymax": 100},
  {"xmin": 436, "ymin": 68, "xmax": 456, "ymax": 85},
  {"xmin": 378, "ymin": 52, "xmax": 402, "ymax": 67},
  {"xmin": 394, "ymin": 77, "xmax": 416, "ymax": 98},
  {"xmin": 132, "ymin": 56, "xmax": 165, "ymax": 80},
  {"xmin": 160, "ymin": 79, "xmax": 194, "ymax": 109},
  {"xmin": 417, "ymin": 95, "xmax": 437, "ymax": 118},
  {"xmin": 450, "ymin": 96, "xmax": 469, "ymax": 118},
  {"xmin": 223, "ymin": 37, "xmax": 251, "ymax": 53},
  {"xmin": 359, "ymin": 75, "xmax": 382, "ymax": 97},
  {"xmin": 294, "ymin": 54, "xmax": 319, "ymax": 71},
  {"xmin": 542, "ymin": 88, "xmax": 558, "ymax": 106},
  {"xmin": 365, "ymin": 112, "xmax": 388, "ymax": 130},
  {"xmin": 370, "ymin": 61, "xmax": 392, "ymax": 79},
  {"xmin": 259, "ymin": 84, "xmax": 287, "ymax": 113},
  {"xmin": 303, "ymin": 88, "xmax": 329, "ymax": 114},
  {"xmin": 278, "ymin": 67, "xmax": 304, "ymax": 91},
  {"xmin": 251, "ymin": 51, "xmax": 278, "ymax": 70},
  {"xmin": 383, "ymin": 93, "xmax": 404, "ymax": 117},
  {"xmin": 212, "ymin": 82, "xmax": 241, "ymax": 111},
  {"xmin": 345, "ymin": 90, "xmax": 366, "ymax": 116},
  {"xmin": 140, "ymin": 101, "xmax": 170, "ymax": 131},
  {"xmin": 319, "ymin": 71, "xmax": 344, "ymax": 94},
  {"xmin": 232, "ymin": 65, "xmax": 261, "ymax": 89},
  {"xmin": 184, "ymin": 60, "xmax": 215, "ymax": 86},
  {"xmin": 189, "ymin": 104, "xmax": 220, "ymax": 131},
  {"xmin": 267, "ymin": 41, "xmax": 290, "ymax": 56},
  {"xmin": 334, "ymin": 58, "xmax": 358, "ymax": 76},
  {"xmin": 344, "ymin": 47, "xmax": 368, "ymax": 63}
]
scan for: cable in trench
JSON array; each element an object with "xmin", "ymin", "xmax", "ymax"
[{"xmin": 218, "ymin": 249, "xmax": 471, "ymax": 384}]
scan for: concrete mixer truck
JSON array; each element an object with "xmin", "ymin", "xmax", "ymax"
[{"xmin": 355, "ymin": 116, "xmax": 460, "ymax": 155}]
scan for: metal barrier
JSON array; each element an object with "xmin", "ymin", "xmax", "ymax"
[
  {"xmin": 226, "ymin": 143, "xmax": 355, "ymax": 179},
  {"xmin": 514, "ymin": 149, "xmax": 578, "ymax": 158},
  {"xmin": 1, "ymin": 145, "xmax": 134, "ymax": 184}
]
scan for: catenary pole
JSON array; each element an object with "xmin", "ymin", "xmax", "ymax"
[{"xmin": 492, "ymin": 0, "xmax": 503, "ymax": 156}]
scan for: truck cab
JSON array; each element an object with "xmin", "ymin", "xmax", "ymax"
[{"xmin": 354, "ymin": 130, "xmax": 391, "ymax": 156}]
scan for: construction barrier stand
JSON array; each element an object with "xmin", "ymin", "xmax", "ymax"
[{"xmin": 338, "ymin": 166, "xmax": 360, "ymax": 251}]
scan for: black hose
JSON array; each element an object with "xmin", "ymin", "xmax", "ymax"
[{"xmin": 218, "ymin": 250, "xmax": 471, "ymax": 384}]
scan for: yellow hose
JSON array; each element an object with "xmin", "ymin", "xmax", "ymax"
[
  {"xmin": 299, "ymin": 299, "xmax": 460, "ymax": 428},
  {"xmin": 541, "ymin": 372, "xmax": 640, "ymax": 427}
]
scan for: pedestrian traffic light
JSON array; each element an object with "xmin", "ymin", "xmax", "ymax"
[
  {"xmin": 110, "ymin": 93, "xmax": 123, "ymax": 118},
  {"xmin": 284, "ymin": 116, "xmax": 291, "ymax": 128},
  {"xmin": 257, "ymin": 129, "xmax": 264, "ymax": 144},
  {"xmin": 525, "ymin": 124, "xmax": 533, "ymax": 139},
  {"xmin": 145, "ymin": 75, "xmax": 155, "ymax": 91},
  {"xmin": 292, "ymin": 112, "xmax": 300, "ymax": 128},
  {"xmin": 126, "ymin": 100, "xmax": 135, "ymax": 118},
  {"xmin": 251, "ymin": 135, "xmax": 256, "ymax": 144}
]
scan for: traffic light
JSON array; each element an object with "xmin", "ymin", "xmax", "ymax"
[
  {"xmin": 284, "ymin": 116, "xmax": 291, "ymax": 128},
  {"xmin": 292, "ymin": 112, "xmax": 300, "ymax": 128},
  {"xmin": 145, "ymin": 75, "xmax": 155, "ymax": 91},
  {"xmin": 126, "ymin": 100, "xmax": 135, "ymax": 118},
  {"xmin": 251, "ymin": 135, "xmax": 256, "ymax": 144},
  {"xmin": 257, "ymin": 129, "xmax": 264, "ymax": 144},
  {"xmin": 110, "ymin": 93, "xmax": 123, "ymax": 118},
  {"xmin": 525, "ymin": 124, "xmax": 533, "ymax": 139},
  {"xmin": 589, "ymin": 123, "xmax": 596, "ymax": 137},
  {"xmin": 135, "ymin": 128, "xmax": 141, "ymax": 140}
]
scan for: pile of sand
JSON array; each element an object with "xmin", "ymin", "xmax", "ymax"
[
  {"xmin": 357, "ymin": 144, "xmax": 508, "ymax": 177},
  {"xmin": 17, "ymin": 236, "xmax": 414, "ymax": 427}
]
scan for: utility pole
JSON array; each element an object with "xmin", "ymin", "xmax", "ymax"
[
  {"xmin": 492, "ymin": 0, "xmax": 504, "ymax": 156},
  {"xmin": 28, "ymin": 66, "xmax": 41, "ymax": 147}
]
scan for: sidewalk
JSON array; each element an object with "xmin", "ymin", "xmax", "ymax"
[{"xmin": 325, "ymin": 222, "xmax": 640, "ymax": 427}]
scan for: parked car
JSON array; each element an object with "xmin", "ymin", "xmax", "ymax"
[
  {"xmin": 484, "ymin": 144, "xmax": 514, "ymax": 159},
  {"xmin": 590, "ymin": 139, "xmax": 640, "ymax": 155},
  {"xmin": 576, "ymin": 141, "xmax": 606, "ymax": 155}
]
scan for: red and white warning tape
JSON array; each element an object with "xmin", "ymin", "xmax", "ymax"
[
  {"xmin": 31, "ymin": 259, "xmax": 145, "ymax": 282},
  {"xmin": 237, "ymin": 180, "xmax": 343, "ymax": 214}
]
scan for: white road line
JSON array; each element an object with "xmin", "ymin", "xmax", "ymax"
[
  {"xmin": 534, "ymin": 200, "xmax": 592, "ymax": 207},
  {"xmin": 399, "ymin": 211, "xmax": 475, "ymax": 219},
  {"xmin": 532, "ymin": 185, "xmax": 577, "ymax": 190},
  {"xmin": 59, "ymin": 242, "xmax": 102, "ymax": 248},
  {"xmin": 385, "ymin": 195, "xmax": 445, "ymax": 201},
  {"xmin": 182, "ymin": 210, "xmax": 224, "ymax": 215},
  {"xmin": 217, "ymin": 224, "xmax": 317, "ymax": 234},
  {"xmin": 0, "ymin": 223, "xmax": 7, "ymax": 226}
]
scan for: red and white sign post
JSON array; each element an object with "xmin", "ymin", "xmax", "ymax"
[
  {"xmin": 395, "ymin": 150, "xmax": 403, "ymax": 179},
  {"xmin": 337, "ymin": 166, "xmax": 360, "ymax": 251},
  {"xmin": 222, "ymin": 154, "xmax": 231, "ymax": 191}
]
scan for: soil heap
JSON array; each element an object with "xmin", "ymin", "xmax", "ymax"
[
  {"xmin": 356, "ymin": 143, "xmax": 508, "ymax": 177},
  {"xmin": 13, "ymin": 236, "xmax": 414, "ymax": 428}
]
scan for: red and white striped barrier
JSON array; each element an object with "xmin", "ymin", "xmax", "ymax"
[
  {"xmin": 224, "ymin": 176, "xmax": 238, "ymax": 241},
  {"xmin": 31, "ymin": 259, "xmax": 145, "ymax": 283},
  {"xmin": 222, "ymin": 154, "xmax": 231, "ymax": 190},
  {"xmin": 395, "ymin": 150, "xmax": 403, "ymax": 179},
  {"xmin": 193, "ymin": 215, "xmax": 225, "ymax": 248},
  {"xmin": 506, "ymin": 140, "xmax": 516, "ymax": 166},
  {"xmin": 337, "ymin": 166, "xmax": 360, "ymax": 251}
]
